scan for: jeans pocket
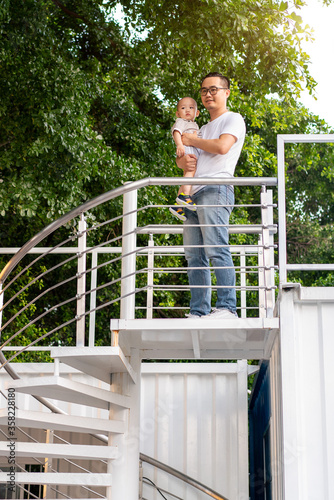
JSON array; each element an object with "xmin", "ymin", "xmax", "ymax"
[{"xmin": 225, "ymin": 185, "xmax": 234, "ymax": 215}]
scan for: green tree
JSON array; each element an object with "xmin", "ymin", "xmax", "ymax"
[
  {"xmin": 1, "ymin": 0, "xmax": 333, "ymax": 354},
  {"xmin": 0, "ymin": 0, "xmax": 321, "ymax": 228}
]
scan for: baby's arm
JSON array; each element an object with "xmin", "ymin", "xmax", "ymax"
[{"xmin": 173, "ymin": 130, "xmax": 185, "ymax": 157}]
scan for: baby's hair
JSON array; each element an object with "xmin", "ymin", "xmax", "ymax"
[{"xmin": 177, "ymin": 97, "xmax": 198, "ymax": 109}]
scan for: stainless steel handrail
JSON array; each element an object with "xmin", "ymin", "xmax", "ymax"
[
  {"xmin": 277, "ymin": 134, "xmax": 334, "ymax": 284},
  {"xmin": 0, "ymin": 176, "xmax": 278, "ymax": 357},
  {"xmin": 140, "ymin": 452, "xmax": 230, "ymax": 500},
  {"xmin": 0, "ymin": 176, "xmax": 277, "ymax": 284}
]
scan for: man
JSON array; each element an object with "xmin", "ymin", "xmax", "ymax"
[{"xmin": 176, "ymin": 72, "xmax": 246, "ymax": 319}]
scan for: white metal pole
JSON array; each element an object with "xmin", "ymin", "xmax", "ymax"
[
  {"xmin": 240, "ymin": 250, "xmax": 247, "ymax": 318},
  {"xmin": 258, "ymin": 234, "xmax": 266, "ymax": 318},
  {"xmin": 120, "ymin": 186, "xmax": 138, "ymax": 320},
  {"xmin": 88, "ymin": 250, "xmax": 97, "ymax": 347},
  {"xmin": 76, "ymin": 214, "xmax": 87, "ymax": 347},
  {"xmin": 267, "ymin": 189, "xmax": 276, "ymax": 312},
  {"xmin": 277, "ymin": 135, "xmax": 287, "ymax": 285},
  {"xmin": 108, "ymin": 350, "xmax": 141, "ymax": 500},
  {"xmin": 237, "ymin": 360, "xmax": 249, "ymax": 499},
  {"xmin": 146, "ymin": 235, "xmax": 154, "ymax": 319},
  {"xmin": 261, "ymin": 188, "xmax": 275, "ymax": 318}
]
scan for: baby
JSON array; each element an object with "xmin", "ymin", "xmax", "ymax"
[{"xmin": 169, "ymin": 97, "xmax": 200, "ymax": 221}]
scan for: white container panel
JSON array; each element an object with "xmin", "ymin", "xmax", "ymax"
[
  {"xmin": 280, "ymin": 287, "xmax": 334, "ymax": 500},
  {"xmin": 140, "ymin": 362, "xmax": 249, "ymax": 500}
]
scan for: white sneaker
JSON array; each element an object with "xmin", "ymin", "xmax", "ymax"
[
  {"xmin": 185, "ymin": 313, "xmax": 202, "ymax": 319},
  {"xmin": 205, "ymin": 308, "xmax": 238, "ymax": 319}
]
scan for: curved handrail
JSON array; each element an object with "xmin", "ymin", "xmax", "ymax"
[
  {"xmin": 0, "ymin": 176, "xmax": 277, "ymax": 284},
  {"xmin": 140, "ymin": 453, "xmax": 230, "ymax": 500}
]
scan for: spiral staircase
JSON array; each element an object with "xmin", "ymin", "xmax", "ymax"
[{"xmin": 1, "ymin": 134, "xmax": 334, "ymax": 500}]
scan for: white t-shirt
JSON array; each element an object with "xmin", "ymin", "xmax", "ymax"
[{"xmin": 192, "ymin": 111, "xmax": 246, "ymax": 194}]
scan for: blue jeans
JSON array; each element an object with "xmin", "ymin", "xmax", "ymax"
[{"xmin": 183, "ymin": 185, "xmax": 236, "ymax": 316}]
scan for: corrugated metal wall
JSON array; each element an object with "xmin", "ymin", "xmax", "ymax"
[
  {"xmin": 140, "ymin": 362, "xmax": 249, "ymax": 500},
  {"xmin": 280, "ymin": 286, "xmax": 334, "ymax": 500}
]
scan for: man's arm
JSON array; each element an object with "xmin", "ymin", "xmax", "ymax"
[
  {"xmin": 175, "ymin": 153, "xmax": 197, "ymax": 173},
  {"xmin": 182, "ymin": 132, "xmax": 236, "ymax": 155}
]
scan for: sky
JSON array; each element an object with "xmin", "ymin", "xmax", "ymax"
[{"xmin": 299, "ymin": 0, "xmax": 334, "ymax": 127}]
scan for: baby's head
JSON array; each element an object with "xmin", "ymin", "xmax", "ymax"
[{"xmin": 176, "ymin": 97, "xmax": 199, "ymax": 122}]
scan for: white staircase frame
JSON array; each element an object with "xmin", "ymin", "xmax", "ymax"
[
  {"xmin": 1, "ymin": 134, "xmax": 334, "ymax": 499},
  {"xmin": 0, "ymin": 175, "xmax": 277, "ymax": 500}
]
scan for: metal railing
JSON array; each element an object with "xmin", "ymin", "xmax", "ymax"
[
  {"xmin": 0, "ymin": 134, "xmax": 333, "ymax": 498},
  {"xmin": 0, "ymin": 177, "xmax": 277, "ymax": 364},
  {"xmin": 277, "ymin": 134, "xmax": 334, "ymax": 284},
  {"xmin": 1, "ymin": 134, "xmax": 334, "ymax": 360}
]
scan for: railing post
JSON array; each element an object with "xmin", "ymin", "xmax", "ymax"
[
  {"xmin": 76, "ymin": 213, "xmax": 87, "ymax": 347},
  {"xmin": 261, "ymin": 187, "xmax": 275, "ymax": 318},
  {"xmin": 277, "ymin": 135, "xmax": 287, "ymax": 285},
  {"xmin": 120, "ymin": 187, "xmax": 138, "ymax": 319},
  {"xmin": 146, "ymin": 235, "xmax": 154, "ymax": 319},
  {"xmin": 239, "ymin": 249, "xmax": 247, "ymax": 318},
  {"xmin": 258, "ymin": 234, "xmax": 266, "ymax": 318},
  {"xmin": 88, "ymin": 250, "xmax": 98, "ymax": 347}
]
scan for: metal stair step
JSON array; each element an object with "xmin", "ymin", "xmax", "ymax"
[
  {"xmin": 0, "ymin": 408, "xmax": 125, "ymax": 434},
  {"xmin": 5, "ymin": 376, "xmax": 131, "ymax": 410},
  {"xmin": 0, "ymin": 442, "xmax": 118, "ymax": 460},
  {"xmin": 110, "ymin": 317, "xmax": 280, "ymax": 360},
  {"xmin": 0, "ymin": 472, "xmax": 112, "ymax": 486},
  {"xmin": 50, "ymin": 346, "xmax": 137, "ymax": 383}
]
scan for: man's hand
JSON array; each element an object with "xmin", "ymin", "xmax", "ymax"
[
  {"xmin": 176, "ymin": 153, "xmax": 197, "ymax": 173},
  {"xmin": 182, "ymin": 131, "xmax": 197, "ymax": 147}
]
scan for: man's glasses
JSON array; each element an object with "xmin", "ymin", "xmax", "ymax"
[{"xmin": 200, "ymin": 86, "xmax": 228, "ymax": 96}]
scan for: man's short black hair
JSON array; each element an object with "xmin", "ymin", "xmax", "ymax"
[{"xmin": 201, "ymin": 72, "xmax": 230, "ymax": 89}]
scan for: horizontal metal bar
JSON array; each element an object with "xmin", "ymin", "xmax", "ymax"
[
  {"xmin": 152, "ymin": 177, "xmax": 278, "ymax": 186},
  {"xmin": 1, "ymin": 346, "xmax": 53, "ymax": 351},
  {"xmin": 0, "ymin": 245, "xmax": 263, "ymax": 257},
  {"xmin": 145, "ymin": 203, "xmax": 277, "ymax": 208},
  {"xmin": 137, "ymin": 224, "xmax": 277, "ymax": 235},
  {"xmin": 137, "ymin": 265, "xmax": 277, "ymax": 272},
  {"xmin": 136, "ymin": 306, "xmax": 259, "ymax": 310},
  {"xmin": 286, "ymin": 264, "xmax": 334, "ymax": 271},
  {"xmin": 140, "ymin": 285, "xmax": 275, "ymax": 290},
  {"xmin": 277, "ymin": 133, "xmax": 334, "ymax": 143},
  {"xmin": 0, "ymin": 247, "xmax": 122, "ymax": 255}
]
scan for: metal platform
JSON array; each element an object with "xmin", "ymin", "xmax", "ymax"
[{"xmin": 111, "ymin": 317, "xmax": 280, "ymax": 360}]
